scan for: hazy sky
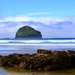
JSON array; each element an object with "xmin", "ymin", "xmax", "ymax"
[{"xmin": 0, "ymin": 0, "xmax": 75, "ymax": 38}]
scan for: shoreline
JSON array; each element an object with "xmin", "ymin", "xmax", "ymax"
[{"xmin": 0, "ymin": 49, "xmax": 75, "ymax": 71}]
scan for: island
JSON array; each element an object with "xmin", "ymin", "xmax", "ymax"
[{"xmin": 15, "ymin": 26, "xmax": 42, "ymax": 38}]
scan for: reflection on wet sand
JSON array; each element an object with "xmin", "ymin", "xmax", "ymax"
[{"xmin": 0, "ymin": 67, "xmax": 74, "ymax": 75}]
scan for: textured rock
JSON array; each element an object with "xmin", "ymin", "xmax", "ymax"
[
  {"xmin": 15, "ymin": 26, "xmax": 42, "ymax": 38},
  {"xmin": 1, "ymin": 49, "xmax": 75, "ymax": 71}
]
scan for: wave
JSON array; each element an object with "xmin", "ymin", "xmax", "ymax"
[
  {"xmin": 0, "ymin": 39, "xmax": 75, "ymax": 44},
  {"xmin": 0, "ymin": 43, "xmax": 75, "ymax": 46}
]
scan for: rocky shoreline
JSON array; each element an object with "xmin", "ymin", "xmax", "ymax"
[{"xmin": 0, "ymin": 49, "xmax": 75, "ymax": 71}]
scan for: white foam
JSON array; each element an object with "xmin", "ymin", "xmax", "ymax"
[
  {"xmin": 0, "ymin": 43, "xmax": 75, "ymax": 46},
  {"xmin": 47, "ymin": 40, "xmax": 75, "ymax": 43},
  {"xmin": 11, "ymin": 40, "xmax": 75, "ymax": 43},
  {"xmin": 0, "ymin": 40, "xmax": 10, "ymax": 43},
  {"xmin": 0, "ymin": 39, "xmax": 75, "ymax": 44}
]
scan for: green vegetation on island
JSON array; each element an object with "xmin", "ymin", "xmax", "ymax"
[{"xmin": 15, "ymin": 26, "xmax": 42, "ymax": 38}]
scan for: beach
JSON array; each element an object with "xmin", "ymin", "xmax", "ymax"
[
  {"xmin": 0, "ymin": 67, "xmax": 75, "ymax": 75},
  {"xmin": 0, "ymin": 38, "xmax": 75, "ymax": 74},
  {"xmin": 0, "ymin": 49, "xmax": 75, "ymax": 75}
]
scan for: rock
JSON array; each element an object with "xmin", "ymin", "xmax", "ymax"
[
  {"xmin": 15, "ymin": 26, "xmax": 42, "ymax": 38},
  {"xmin": 51, "ymin": 51, "xmax": 71, "ymax": 70},
  {"xmin": 1, "ymin": 49, "xmax": 75, "ymax": 70},
  {"xmin": 37, "ymin": 49, "xmax": 52, "ymax": 54},
  {"xmin": 0, "ymin": 55, "xmax": 2, "ymax": 66}
]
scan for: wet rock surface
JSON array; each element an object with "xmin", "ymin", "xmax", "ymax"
[{"xmin": 0, "ymin": 49, "xmax": 75, "ymax": 70}]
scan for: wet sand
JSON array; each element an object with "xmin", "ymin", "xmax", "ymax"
[{"xmin": 0, "ymin": 67, "xmax": 75, "ymax": 75}]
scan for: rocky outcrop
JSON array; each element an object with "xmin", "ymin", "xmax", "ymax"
[
  {"xmin": 0, "ymin": 49, "xmax": 75, "ymax": 70},
  {"xmin": 15, "ymin": 26, "xmax": 42, "ymax": 38}
]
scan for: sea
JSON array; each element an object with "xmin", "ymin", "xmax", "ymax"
[
  {"xmin": 0, "ymin": 38, "xmax": 75, "ymax": 75},
  {"xmin": 0, "ymin": 38, "xmax": 75, "ymax": 55}
]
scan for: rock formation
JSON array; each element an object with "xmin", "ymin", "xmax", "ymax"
[
  {"xmin": 15, "ymin": 26, "xmax": 42, "ymax": 38},
  {"xmin": 0, "ymin": 49, "xmax": 75, "ymax": 70}
]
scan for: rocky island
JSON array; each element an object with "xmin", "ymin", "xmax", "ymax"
[
  {"xmin": 0, "ymin": 49, "xmax": 75, "ymax": 71},
  {"xmin": 15, "ymin": 26, "xmax": 42, "ymax": 38}
]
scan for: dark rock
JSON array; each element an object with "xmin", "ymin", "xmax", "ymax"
[
  {"xmin": 37, "ymin": 49, "xmax": 52, "ymax": 54},
  {"xmin": 15, "ymin": 26, "xmax": 42, "ymax": 38},
  {"xmin": 51, "ymin": 51, "xmax": 71, "ymax": 70},
  {"xmin": 0, "ymin": 55, "xmax": 2, "ymax": 66},
  {"xmin": 1, "ymin": 49, "xmax": 75, "ymax": 70}
]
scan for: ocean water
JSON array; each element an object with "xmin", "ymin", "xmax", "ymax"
[{"xmin": 0, "ymin": 38, "xmax": 75, "ymax": 55}]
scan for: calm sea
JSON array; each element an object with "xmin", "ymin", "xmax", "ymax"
[{"xmin": 0, "ymin": 38, "xmax": 75, "ymax": 75}]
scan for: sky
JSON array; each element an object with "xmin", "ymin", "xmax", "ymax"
[
  {"xmin": 0, "ymin": 0, "xmax": 75, "ymax": 38},
  {"xmin": 0, "ymin": 0, "xmax": 75, "ymax": 17}
]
